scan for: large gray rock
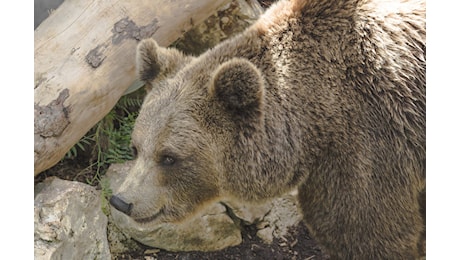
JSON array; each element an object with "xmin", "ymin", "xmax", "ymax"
[
  {"xmin": 106, "ymin": 162, "xmax": 242, "ymax": 252},
  {"xmin": 34, "ymin": 177, "xmax": 111, "ymax": 260}
]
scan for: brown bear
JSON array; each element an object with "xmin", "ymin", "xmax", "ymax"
[{"xmin": 110, "ymin": 0, "xmax": 426, "ymax": 258}]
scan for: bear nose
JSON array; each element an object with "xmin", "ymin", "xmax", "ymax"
[{"xmin": 109, "ymin": 195, "xmax": 133, "ymax": 216}]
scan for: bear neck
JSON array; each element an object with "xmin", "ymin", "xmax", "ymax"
[{"xmin": 204, "ymin": 0, "xmax": 424, "ymax": 202}]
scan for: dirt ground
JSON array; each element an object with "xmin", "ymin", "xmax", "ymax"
[{"xmin": 35, "ymin": 160, "xmax": 327, "ymax": 260}]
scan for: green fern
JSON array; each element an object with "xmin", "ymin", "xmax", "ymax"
[
  {"xmin": 64, "ymin": 134, "xmax": 92, "ymax": 159},
  {"xmin": 63, "ymin": 88, "xmax": 145, "ymax": 186},
  {"xmin": 103, "ymin": 111, "xmax": 138, "ymax": 163}
]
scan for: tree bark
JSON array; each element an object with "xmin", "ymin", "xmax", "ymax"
[{"xmin": 34, "ymin": 0, "xmax": 231, "ymax": 176}]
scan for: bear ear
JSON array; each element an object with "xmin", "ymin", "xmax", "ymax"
[
  {"xmin": 136, "ymin": 38, "xmax": 192, "ymax": 91},
  {"xmin": 209, "ymin": 58, "xmax": 265, "ymax": 119}
]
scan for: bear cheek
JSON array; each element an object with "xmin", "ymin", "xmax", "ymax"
[
  {"xmin": 171, "ymin": 181, "xmax": 219, "ymax": 221},
  {"xmin": 162, "ymin": 165, "xmax": 220, "ymax": 218}
]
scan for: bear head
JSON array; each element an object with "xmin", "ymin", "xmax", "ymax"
[{"xmin": 110, "ymin": 38, "xmax": 267, "ymax": 225}]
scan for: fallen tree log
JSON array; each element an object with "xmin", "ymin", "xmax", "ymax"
[{"xmin": 34, "ymin": 0, "xmax": 231, "ymax": 176}]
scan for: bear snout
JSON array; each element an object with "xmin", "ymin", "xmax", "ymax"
[{"xmin": 110, "ymin": 195, "xmax": 133, "ymax": 216}]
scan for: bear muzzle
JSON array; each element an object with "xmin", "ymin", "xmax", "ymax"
[{"xmin": 110, "ymin": 195, "xmax": 133, "ymax": 216}]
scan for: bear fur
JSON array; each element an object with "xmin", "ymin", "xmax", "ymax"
[{"xmin": 111, "ymin": 0, "xmax": 426, "ymax": 258}]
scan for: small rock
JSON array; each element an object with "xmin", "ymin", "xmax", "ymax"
[
  {"xmin": 221, "ymin": 16, "xmax": 230, "ymax": 24},
  {"xmin": 257, "ymin": 227, "xmax": 274, "ymax": 244},
  {"xmin": 144, "ymin": 249, "xmax": 160, "ymax": 254},
  {"xmin": 34, "ymin": 177, "xmax": 111, "ymax": 260},
  {"xmin": 256, "ymin": 191, "xmax": 303, "ymax": 243}
]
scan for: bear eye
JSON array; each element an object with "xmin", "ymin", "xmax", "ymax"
[{"xmin": 160, "ymin": 155, "xmax": 176, "ymax": 166}]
